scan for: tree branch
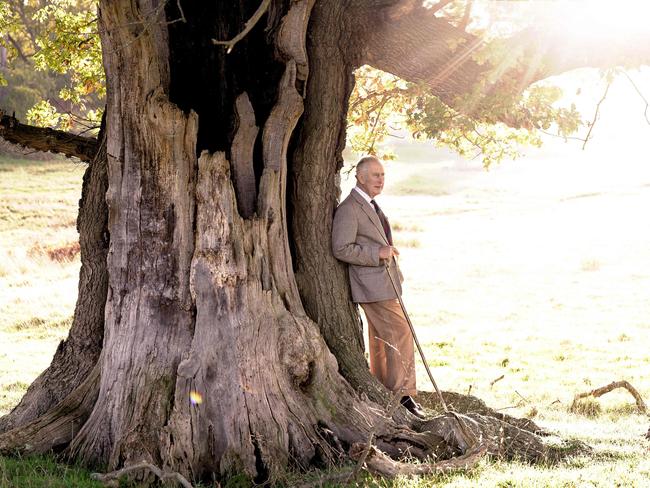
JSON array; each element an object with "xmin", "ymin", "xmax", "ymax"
[
  {"xmin": 5, "ymin": 34, "xmax": 30, "ymax": 62},
  {"xmin": 212, "ymin": 0, "xmax": 271, "ymax": 53},
  {"xmin": 430, "ymin": 0, "xmax": 455, "ymax": 15},
  {"xmin": 363, "ymin": 13, "xmax": 480, "ymax": 108},
  {"xmin": 15, "ymin": 1, "xmax": 38, "ymax": 48},
  {"xmin": 361, "ymin": 4, "xmax": 650, "ymax": 121},
  {"xmin": 582, "ymin": 79, "xmax": 611, "ymax": 150},
  {"xmin": 458, "ymin": 0, "xmax": 473, "ymax": 31},
  {"xmin": 0, "ymin": 112, "xmax": 98, "ymax": 162},
  {"xmin": 574, "ymin": 380, "xmax": 647, "ymax": 414}
]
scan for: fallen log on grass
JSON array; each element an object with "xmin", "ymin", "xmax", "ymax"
[{"xmin": 573, "ymin": 380, "xmax": 647, "ymax": 414}]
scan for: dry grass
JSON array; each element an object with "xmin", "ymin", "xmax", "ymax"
[
  {"xmin": 0, "ymin": 155, "xmax": 83, "ymax": 416},
  {"xmin": 394, "ymin": 236, "xmax": 421, "ymax": 248},
  {"xmin": 570, "ymin": 397, "xmax": 603, "ymax": 418},
  {"xmin": 29, "ymin": 240, "xmax": 81, "ymax": 262}
]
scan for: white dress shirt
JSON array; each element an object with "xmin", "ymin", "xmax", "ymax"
[{"xmin": 354, "ymin": 186, "xmax": 373, "ymax": 204}]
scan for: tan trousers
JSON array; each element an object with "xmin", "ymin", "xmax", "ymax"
[{"xmin": 360, "ymin": 299, "xmax": 416, "ymax": 397}]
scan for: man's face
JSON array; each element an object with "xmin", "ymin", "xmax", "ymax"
[{"xmin": 357, "ymin": 160, "xmax": 385, "ymax": 198}]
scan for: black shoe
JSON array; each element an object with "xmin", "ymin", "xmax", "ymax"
[{"xmin": 400, "ymin": 396, "xmax": 426, "ymax": 419}]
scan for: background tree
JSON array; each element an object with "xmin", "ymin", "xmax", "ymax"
[
  {"xmin": 0, "ymin": 0, "xmax": 102, "ymax": 133},
  {"xmin": 1, "ymin": 0, "xmax": 649, "ymax": 484}
]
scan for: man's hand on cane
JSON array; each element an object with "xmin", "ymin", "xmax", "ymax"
[{"xmin": 379, "ymin": 245, "xmax": 399, "ymax": 261}]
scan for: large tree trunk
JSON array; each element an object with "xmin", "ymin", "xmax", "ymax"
[
  {"xmin": 62, "ymin": 1, "xmax": 442, "ymax": 480},
  {"xmin": 290, "ymin": 0, "xmax": 392, "ymax": 405},
  {"xmin": 0, "ymin": 0, "xmax": 582, "ymax": 483}
]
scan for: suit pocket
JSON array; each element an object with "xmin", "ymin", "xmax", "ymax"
[{"xmin": 356, "ymin": 264, "xmax": 385, "ymax": 275}]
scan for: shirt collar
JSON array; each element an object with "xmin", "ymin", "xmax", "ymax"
[{"xmin": 354, "ymin": 186, "xmax": 373, "ymax": 204}]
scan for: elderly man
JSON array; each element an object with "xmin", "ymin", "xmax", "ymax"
[{"xmin": 332, "ymin": 155, "xmax": 424, "ymax": 418}]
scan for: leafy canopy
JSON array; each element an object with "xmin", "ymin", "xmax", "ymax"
[
  {"xmin": 0, "ymin": 0, "xmax": 102, "ymax": 132},
  {"xmin": 347, "ymin": 1, "xmax": 587, "ymax": 166}
]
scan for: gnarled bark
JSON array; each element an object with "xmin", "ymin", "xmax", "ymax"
[
  {"xmin": 0, "ymin": 364, "xmax": 100, "ymax": 455},
  {"xmin": 291, "ymin": 0, "xmax": 391, "ymax": 406}
]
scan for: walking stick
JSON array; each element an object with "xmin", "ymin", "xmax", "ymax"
[{"xmin": 384, "ymin": 259, "xmax": 478, "ymax": 449}]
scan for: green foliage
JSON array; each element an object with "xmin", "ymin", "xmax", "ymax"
[
  {"xmin": 32, "ymin": 0, "xmax": 103, "ymax": 126},
  {"xmin": 0, "ymin": 0, "xmax": 103, "ymax": 132},
  {"xmin": 26, "ymin": 99, "xmax": 65, "ymax": 127},
  {"xmin": 348, "ymin": 64, "xmax": 584, "ymax": 168},
  {"xmin": 0, "ymin": 64, "xmax": 58, "ymax": 120},
  {"xmin": 347, "ymin": 66, "xmax": 416, "ymax": 161}
]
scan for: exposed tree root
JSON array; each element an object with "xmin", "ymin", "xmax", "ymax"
[
  {"xmin": 416, "ymin": 394, "xmax": 590, "ymax": 463},
  {"xmin": 347, "ymin": 391, "xmax": 404, "ymax": 484},
  {"xmin": 349, "ymin": 440, "xmax": 488, "ymax": 478},
  {"xmin": 573, "ymin": 380, "xmax": 647, "ymax": 414},
  {"xmin": 333, "ymin": 391, "xmax": 589, "ymax": 484},
  {"xmin": 0, "ymin": 363, "xmax": 99, "ymax": 455},
  {"xmin": 0, "ymin": 375, "xmax": 589, "ymax": 483},
  {"xmin": 91, "ymin": 461, "xmax": 194, "ymax": 488},
  {"xmin": 420, "ymin": 390, "xmax": 549, "ymax": 436}
]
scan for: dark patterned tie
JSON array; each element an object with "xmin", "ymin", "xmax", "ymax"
[{"xmin": 371, "ymin": 199, "xmax": 393, "ymax": 245}]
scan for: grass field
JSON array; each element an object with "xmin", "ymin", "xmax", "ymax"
[
  {"xmin": 0, "ymin": 155, "xmax": 84, "ymax": 419},
  {"xmin": 1, "ymin": 149, "xmax": 649, "ymax": 487}
]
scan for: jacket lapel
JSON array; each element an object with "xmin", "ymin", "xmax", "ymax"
[{"xmin": 350, "ymin": 190, "xmax": 389, "ymax": 245}]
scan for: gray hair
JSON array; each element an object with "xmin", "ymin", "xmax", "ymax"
[{"xmin": 355, "ymin": 155, "xmax": 380, "ymax": 176}]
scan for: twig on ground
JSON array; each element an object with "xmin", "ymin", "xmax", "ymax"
[
  {"xmin": 490, "ymin": 375, "xmax": 505, "ymax": 389},
  {"xmin": 495, "ymin": 403, "xmax": 524, "ymax": 412},
  {"xmin": 496, "ymin": 390, "xmax": 531, "ymax": 412},
  {"xmin": 574, "ymin": 380, "xmax": 647, "ymax": 414},
  {"xmin": 91, "ymin": 461, "xmax": 195, "ymax": 488},
  {"xmin": 212, "ymin": 0, "xmax": 271, "ymax": 53},
  {"xmin": 514, "ymin": 390, "xmax": 531, "ymax": 404}
]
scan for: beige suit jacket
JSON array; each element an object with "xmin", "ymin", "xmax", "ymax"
[{"xmin": 332, "ymin": 190, "xmax": 403, "ymax": 303}]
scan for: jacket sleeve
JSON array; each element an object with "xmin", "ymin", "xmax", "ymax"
[{"xmin": 332, "ymin": 203, "xmax": 381, "ymax": 266}]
